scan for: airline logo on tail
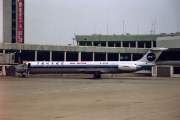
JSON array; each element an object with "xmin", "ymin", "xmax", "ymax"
[{"xmin": 147, "ymin": 53, "xmax": 156, "ymax": 61}]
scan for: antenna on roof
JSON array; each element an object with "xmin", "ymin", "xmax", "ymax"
[
  {"xmin": 150, "ymin": 22, "xmax": 153, "ymax": 34},
  {"xmin": 154, "ymin": 17, "xmax": 156, "ymax": 34},
  {"xmin": 107, "ymin": 20, "xmax": 108, "ymax": 35},
  {"xmin": 150, "ymin": 20, "xmax": 155, "ymax": 35},
  {"xmin": 177, "ymin": 22, "xmax": 179, "ymax": 32},
  {"xmin": 123, "ymin": 20, "xmax": 124, "ymax": 35},
  {"xmin": 137, "ymin": 27, "xmax": 139, "ymax": 34}
]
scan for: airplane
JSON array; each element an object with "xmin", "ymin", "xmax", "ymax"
[{"xmin": 16, "ymin": 47, "xmax": 168, "ymax": 78}]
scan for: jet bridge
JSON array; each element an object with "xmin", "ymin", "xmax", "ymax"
[{"xmin": 0, "ymin": 53, "xmax": 23, "ymax": 76}]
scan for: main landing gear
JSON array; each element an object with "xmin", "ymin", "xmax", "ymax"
[{"xmin": 93, "ymin": 73, "xmax": 101, "ymax": 79}]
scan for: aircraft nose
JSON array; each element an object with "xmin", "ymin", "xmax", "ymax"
[{"xmin": 16, "ymin": 66, "xmax": 25, "ymax": 73}]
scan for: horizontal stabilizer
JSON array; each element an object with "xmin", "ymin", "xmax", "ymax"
[{"xmin": 150, "ymin": 47, "xmax": 168, "ymax": 51}]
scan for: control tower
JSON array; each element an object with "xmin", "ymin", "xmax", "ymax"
[{"xmin": 0, "ymin": 0, "xmax": 24, "ymax": 44}]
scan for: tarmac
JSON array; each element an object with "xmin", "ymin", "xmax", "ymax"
[{"xmin": 0, "ymin": 76, "xmax": 180, "ymax": 120}]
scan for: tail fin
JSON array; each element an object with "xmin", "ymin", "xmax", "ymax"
[{"xmin": 138, "ymin": 47, "xmax": 168, "ymax": 63}]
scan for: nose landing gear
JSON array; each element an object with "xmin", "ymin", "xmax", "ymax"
[{"xmin": 22, "ymin": 72, "xmax": 26, "ymax": 77}]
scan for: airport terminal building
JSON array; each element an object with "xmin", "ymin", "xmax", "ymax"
[{"xmin": 0, "ymin": 0, "xmax": 180, "ymax": 77}]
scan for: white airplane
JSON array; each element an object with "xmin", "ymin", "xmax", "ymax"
[{"xmin": 16, "ymin": 47, "xmax": 168, "ymax": 78}]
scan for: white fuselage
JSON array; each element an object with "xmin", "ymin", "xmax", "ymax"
[{"xmin": 22, "ymin": 61, "xmax": 155, "ymax": 74}]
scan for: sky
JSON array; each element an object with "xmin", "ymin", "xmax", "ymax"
[{"xmin": 25, "ymin": 0, "xmax": 180, "ymax": 45}]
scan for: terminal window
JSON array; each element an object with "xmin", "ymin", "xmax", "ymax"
[{"xmin": 173, "ymin": 67, "xmax": 180, "ymax": 74}]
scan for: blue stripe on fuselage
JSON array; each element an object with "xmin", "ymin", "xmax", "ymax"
[
  {"xmin": 30, "ymin": 65, "xmax": 118, "ymax": 68},
  {"xmin": 138, "ymin": 64, "xmax": 155, "ymax": 68}
]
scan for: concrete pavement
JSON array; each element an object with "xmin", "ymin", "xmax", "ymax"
[{"xmin": 0, "ymin": 76, "xmax": 180, "ymax": 120}]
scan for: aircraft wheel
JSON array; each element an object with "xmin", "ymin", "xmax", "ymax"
[
  {"xmin": 93, "ymin": 74, "xmax": 101, "ymax": 79},
  {"xmin": 93, "ymin": 74, "xmax": 97, "ymax": 79}
]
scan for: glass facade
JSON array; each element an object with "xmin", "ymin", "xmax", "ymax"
[
  {"xmin": 173, "ymin": 67, "xmax": 180, "ymax": 74},
  {"xmin": 123, "ymin": 42, "xmax": 129, "ymax": 47},
  {"xmin": 21, "ymin": 50, "xmax": 35, "ymax": 61},
  {"xmin": 120, "ymin": 53, "xmax": 131, "ymax": 61},
  {"xmin": 12, "ymin": 0, "xmax": 17, "ymax": 43},
  {"xmin": 76, "ymin": 34, "xmax": 160, "ymax": 48},
  {"xmin": 101, "ymin": 42, "xmax": 106, "ymax": 47},
  {"xmin": 115, "ymin": 43, "xmax": 120, "ymax": 47},
  {"xmin": 158, "ymin": 51, "xmax": 180, "ymax": 61},
  {"xmin": 78, "ymin": 41, "xmax": 156, "ymax": 48},
  {"xmin": 108, "ymin": 42, "xmax": 114, "ymax": 47},
  {"xmin": 130, "ymin": 42, "xmax": 136, "ymax": 47}
]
